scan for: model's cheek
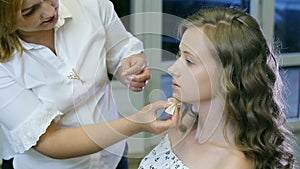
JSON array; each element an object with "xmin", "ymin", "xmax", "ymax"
[
  {"xmin": 186, "ymin": 70, "xmax": 212, "ymax": 102},
  {"xmin": 177, "ymin": 75, "xmax": 201, "ymax": 103},
  {"xmin": 199, "ymin": 72, "xmax": 214, "ymax": 100},
  {"xmin": 178, "ymin": 88, "xmax": 200, "ymax": 104}
]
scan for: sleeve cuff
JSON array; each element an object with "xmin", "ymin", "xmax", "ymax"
[{"xmin": 2, "ymin": 104, "xmax": 63, "ymax": 155}]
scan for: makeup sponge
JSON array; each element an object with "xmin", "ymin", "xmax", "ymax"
[{"xmin": 165, "ymin": 97, "xmax": 181, "ymax": 115}]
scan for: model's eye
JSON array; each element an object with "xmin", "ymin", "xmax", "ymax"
[{"xmin": 185, "ymin": 58, "xmax": 194, "ymax": 65}]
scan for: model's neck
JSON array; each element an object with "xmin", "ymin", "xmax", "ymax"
[{"xmin": 194, "ymin": 96, "xmax": 235, "ymax": 146}]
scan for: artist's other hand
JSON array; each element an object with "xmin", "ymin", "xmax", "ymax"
[{"xmin": 121, "ymin": 52, "xmax": 151, "ymax": 92}]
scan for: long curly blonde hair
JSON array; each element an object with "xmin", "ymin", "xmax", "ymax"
[
  {"xmin": 179, "ymin": 7, "xmax": 295, "ymax": 169},
  {"xmin": 0, "ymin": 0, "xmax": 23, "ymax": 62}
]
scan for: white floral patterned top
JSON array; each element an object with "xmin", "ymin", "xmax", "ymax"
[{"xmin": 138, "ymin": 135, "xmax": 189, "ymax": 169}]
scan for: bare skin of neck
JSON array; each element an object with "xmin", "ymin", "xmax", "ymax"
[
  {"xmin": 168, "ymin": 121, "xmax": 254, "ymax": 169},
  {"xmin": 18, "ymin": 29, "xmax": 56, "ymax": 55}
]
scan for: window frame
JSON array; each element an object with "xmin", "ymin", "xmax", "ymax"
[{"xmin": 250, "ymin": 0, "xmax": 300, "ymax": 128}]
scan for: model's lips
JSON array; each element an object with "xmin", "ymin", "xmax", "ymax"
[{"xmin": 172, "ymin": 81, "xmax": 180, "ymax": 89}]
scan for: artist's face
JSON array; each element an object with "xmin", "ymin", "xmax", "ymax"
[
  {"xmin": 168, "ymin": 28, "xmax": 219, "ymax": 104},
  {"xmin": 16, "ymin": 0, "xmax": 59, "ymax": 33}
]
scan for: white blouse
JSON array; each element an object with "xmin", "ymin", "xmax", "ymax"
[
  {"xmin": 138, "ymin": 135, "xmax": 189, "ymax": 169},
  {"xmin": 0, "ymin": 0, "xmax": 143, "ymax": 168}
]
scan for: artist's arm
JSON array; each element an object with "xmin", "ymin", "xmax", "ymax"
[{"xmin": 34, "ymin": 100, "xmax": 178, "ymax": 159}]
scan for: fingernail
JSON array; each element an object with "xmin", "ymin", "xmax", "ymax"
[{"xmin": 127, "ymin": 75, "xmax": 135, "ymax": 80}]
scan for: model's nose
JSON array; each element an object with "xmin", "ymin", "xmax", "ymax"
[{"xmin": 168, "ymin": 62, "xmax": 180, "ymax": 78}]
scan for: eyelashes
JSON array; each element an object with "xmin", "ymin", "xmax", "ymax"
[
  {"xmin": 185, "ymin": 58, "xmax": 194, "ymax": 64},
  {"xmin": 176, "ymin": 52, "xmax": 194, "ymax": 65}
]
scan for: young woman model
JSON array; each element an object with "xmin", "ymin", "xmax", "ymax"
[
  {"xmin": 139, "ymin": 7, "xmax": 295, "ymax": 169},
  {"xmin": 0, "ymin": 0, "xmax": 179, "ymax": 168}
]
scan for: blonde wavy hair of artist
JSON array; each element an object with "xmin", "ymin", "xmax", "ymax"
[
  {"xmin": 179, "ymin": 7, "xmax": 295, "ymax": 169},
  {"xmin": 0, "ymin": 0, "xmax": 23, "ymax": 62}
]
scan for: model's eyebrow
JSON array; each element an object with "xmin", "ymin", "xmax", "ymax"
[
  {"xmin": 179, "ymin": 44, "xmax": 196, "ymax": 56},
  {"xmin": 182, "ymin": 49, "xmax": 197, "ymax": 58},
  {"xmin": 183, "ymin": 50, "xmax": 194, "ymax": 56}
]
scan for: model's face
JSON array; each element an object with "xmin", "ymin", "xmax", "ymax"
[
  {"xmin": 168, "ymin": 28, "xmax": 219, "ymax": 104},
  {"xmin": 16, "ymin": 0, "xmax": 59, "ymax": 33}
]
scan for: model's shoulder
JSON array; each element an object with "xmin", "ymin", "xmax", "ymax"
[{"xmin": 216, "ymin": 149, "xmax": 254, "ymax": 169}]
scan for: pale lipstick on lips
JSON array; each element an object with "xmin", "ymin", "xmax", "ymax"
[{"xmin": 172, "ymin": 81, "xmax": 180, "ymax": 89}]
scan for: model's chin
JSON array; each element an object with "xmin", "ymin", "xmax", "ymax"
[{"xmin": 172, "ymin": 93, "xmax": 181, "ymax": 102}]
